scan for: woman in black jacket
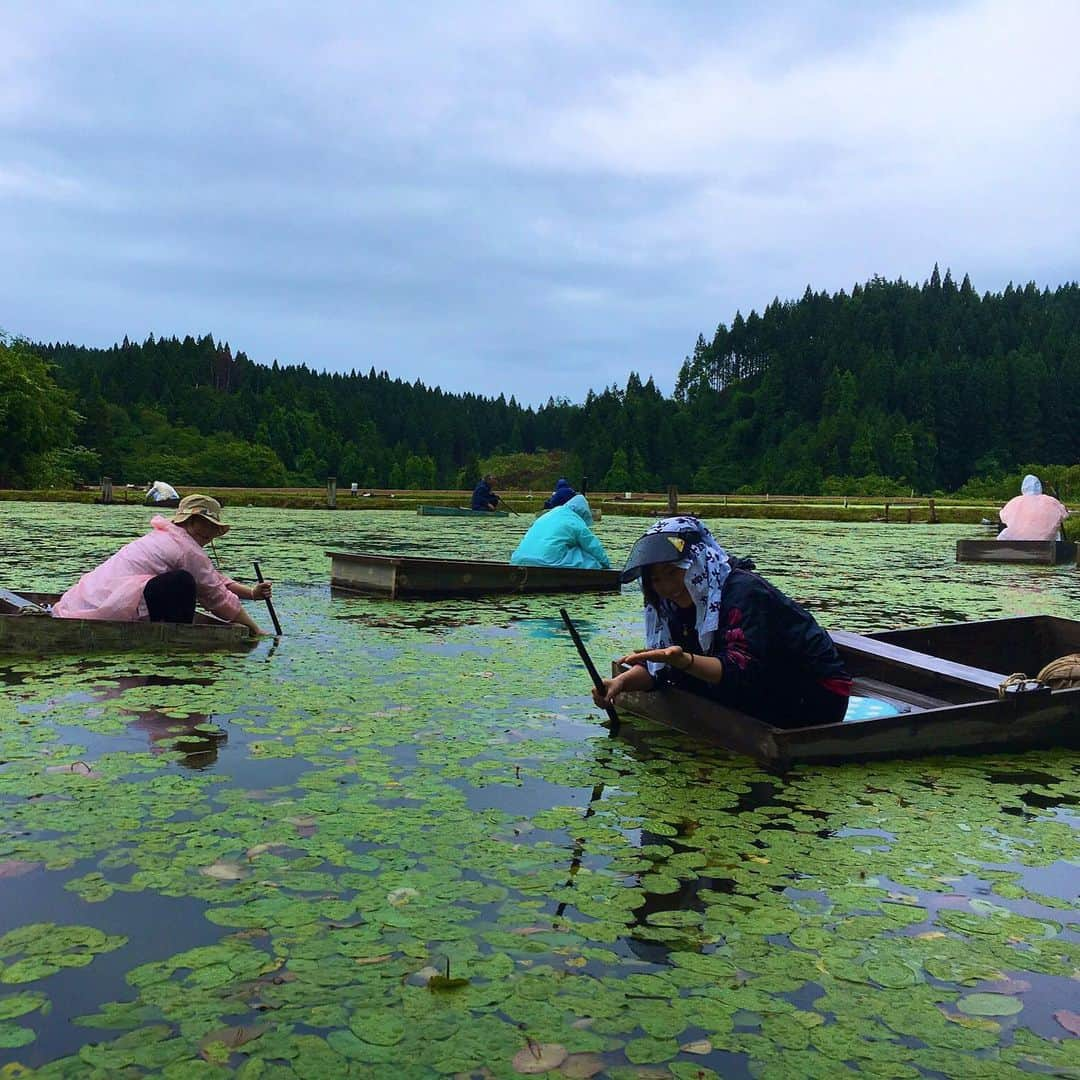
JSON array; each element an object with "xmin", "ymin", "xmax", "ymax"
[{"xmin": 593, "ymin": 517, "xmax": 850, "ymax": 728}]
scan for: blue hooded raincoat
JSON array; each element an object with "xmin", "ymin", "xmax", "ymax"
[
  {"xmin": 510, "ymin": 495, "xmax": 610, "ymax": 570},
  {"xmin": 543, "ymin": 478, "xmax": 576, "ymax": 509}
]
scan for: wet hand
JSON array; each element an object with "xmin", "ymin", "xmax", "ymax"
[
  {"xmin": 252, "ymin": 581, "xmax": 272, "ymax": 600},
  {"xmin": 591, "ymin": 678, "xmax": 621, "ymax": 708}
]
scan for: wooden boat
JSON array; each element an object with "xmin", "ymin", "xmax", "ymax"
[
  {"xmin": 0, "ymin": 590, "xmax": 256, "ymax": 654},
  {"xmin": 327, "ymin": 551, "xmax": 622, "ymax": 598},
  {"xmin": 956, "ymin": 539, "xmax": 1076, "ymax": 564},
  {"xmin": 145, "ymin": 497, "xmax": 181, "ymax": 509},
  {"xmin": 417, "ymin": 505, "xmax": 510, "ymax": 518},
  {"xmin": 614, "ymin": 614, "xmax": 1080, "ymax": 770}
]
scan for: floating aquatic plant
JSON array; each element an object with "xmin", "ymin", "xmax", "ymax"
[{"xmin": 0, "ymin": 505, "xmax": 1077, "ymax": 1076}]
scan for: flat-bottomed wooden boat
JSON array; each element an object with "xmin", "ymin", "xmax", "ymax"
[
  {"xmin": 417, "ymin": 505, "xmax": 510, "ymax": 518},
  {"xmin": 956, "ymin": 539, "xmax": 1076, "ymax": 564},
  {"xmin": 327, "ymin": 551, "xmax": 622, "ymax": 598},
  {"xmin": 0, "ymin": 590, "xmax": 256, "ymax": 654},
  {"xmin": 615, "ymin": 614, "xmax": 1080, "ymax": 770}
]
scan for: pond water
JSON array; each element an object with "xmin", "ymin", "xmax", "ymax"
[{"xmin": 0, "ymin": 503, "xmax": 1077, "ymax": 1078}]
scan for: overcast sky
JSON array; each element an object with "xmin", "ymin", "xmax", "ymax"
[{"xmin": 3, "ymin": 1, "xmax": 1079, "ymax": 404}]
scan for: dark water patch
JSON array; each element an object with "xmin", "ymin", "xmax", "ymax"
[
  {"xmin": 1018, "ymin": 789, "xmax": 1080, "ymax": 811},
  {"xmin": 986, "ymin": 769, "xmax": 1067, "ymax": 787},
  {"xmin": 462, "ymin": 773, "xmax": 590, "ymax": 817},
  {"xmin": 992, "ymin": 861, "xmax": 1080, "ymax": 908},
  {"xmin": 41, "ymin": 716, "xmax": 316, "ymax": 790},
  {"xmin": 0, "ymin": 871, "xmax": 220, "ymax": 1067}
]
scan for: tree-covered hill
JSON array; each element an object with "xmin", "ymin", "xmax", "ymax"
[
  {"xmin": 9, "ymin": 266, "xmax": 1079, "ymax": 494},
  {"xmin": 31, "ymin": 334, "xmax": 577, "ymax": 489},
  {"xmin": 668, "ymin": 267, "xmax": 1080, "ymax": 494}
]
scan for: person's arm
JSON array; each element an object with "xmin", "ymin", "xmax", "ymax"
[
  {"xmin": 230, "ymin": 604, "xmax": 267, "ymax": 636},
  {"xmin": 619, "ymin": 646, "xmax": 726, "ymax": 683},
  {"xmin": 701, "ymin": 590, "xmax": 768, "ymax": 693},
  {"xmin": 184, "ymin": 551, "xmax": 266, "ymax": 632},
  {"xmin": 629, "ymin": 583, "xmax": 768, "ymax": 692},
  {"xmin": 570, "ymin": 517, "xmax": 611, "ymax": 569},
  {"xmin": 592, "ymin": 662, "xmax": 655, "ymax": 707},
  {"xmin": 226, "ymin": 579, "xmax": 272, "ymax": 601}
]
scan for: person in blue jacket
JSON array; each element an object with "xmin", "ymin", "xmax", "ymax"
[
  {"xmin": 543, "ymin": 478, "xmax": 576, "ymax": 510},
  {"xmin": 510, "ymin": 495, "xmax": 610, "ymax": 570},
  {"xmin": 471, "ymin": 475, "xmax": 501, "ymax": 512}
]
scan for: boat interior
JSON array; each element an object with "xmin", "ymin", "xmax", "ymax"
[
  {"xmin": 0, "ymin": 589, "xmax": 229, "ymax": 627},
  {"xmin": 0, "ymin": 590, "xmax": 58, "ymax": 614},
  {"xmin": 833, "ymin": 615, "xmax": 1080, "ymax": 714},
  {"xmin": 871, "ymin": 615, "xmax": 1080, "ymax": 675}
]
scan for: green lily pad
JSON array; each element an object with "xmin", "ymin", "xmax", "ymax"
[
  {"xmin": 957, "ymin": 993, "xmax": 1024, "ymax": 1017},
  {"xmin": 0, "ymin": 992, "xmax": 48, "ymax": 1021},
  {"xmin": 624, "ymin": 1036, "xmax": 679, "ymax": 1064},
  {"xmin": 0, "ymin": 1021, "xmax": 36, "ymax": 1048}
]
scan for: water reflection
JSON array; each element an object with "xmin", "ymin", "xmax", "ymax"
[
  {"xmin": 90, "ymin": 674, "xmax": 226, "ymax": 769},
  {"xmin": 125, "ymin": 710, "xmax": 225, "ymax": 769},
  {"xmin": 624, "ymin": 831, "xmax": 735, "ymax": 966}
]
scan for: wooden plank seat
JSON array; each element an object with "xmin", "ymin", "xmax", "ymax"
[{"xmin": 830, "ymin": 629, "xmax": 1005, "ymax": 696}]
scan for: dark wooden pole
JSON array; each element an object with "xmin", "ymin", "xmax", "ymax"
[
  {"xmin": 560, "ymin": 608, "xmax": 619, "ymax": 733},
  {"xmin": 253, "ymin": 562, "xmax": 282, "ymax": 637}
]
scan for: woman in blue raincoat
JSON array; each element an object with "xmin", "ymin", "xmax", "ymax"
[{"xmin": 510, "ymin": 495, "xmax": 610, "ymax": 570}]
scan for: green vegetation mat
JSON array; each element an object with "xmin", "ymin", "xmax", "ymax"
[{"xmin": 0, "ymin": 504, "xmax": 1077, "ymax": 1078}]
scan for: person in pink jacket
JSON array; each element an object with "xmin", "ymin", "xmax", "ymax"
[
  {"xmin": 997, "ymin": 474, "xmax": 1069, "ymax": 541},
  {"xmin": 53, "ymin": 494, "xmax": 270, "ymax": 634}
]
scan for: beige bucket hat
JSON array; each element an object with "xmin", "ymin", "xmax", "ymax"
[{"xmin": 171, "ymin": 494, "xmax": 230, "ymax": 535}]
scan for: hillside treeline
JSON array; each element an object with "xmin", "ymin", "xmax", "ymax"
[
  {"xmin": 7, "ymin": 266, "xmax": 1079, "ymax": 495},
  {"xmin": 25, "ymin": 335, "xmax": 576, "ymax": 489},
  {"xmin": 668, "ymin": 267, "xmax": 1080, "ymax": 495}
]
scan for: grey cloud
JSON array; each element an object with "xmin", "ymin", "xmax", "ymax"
[{"xmin": 2, "ymin": 1, "xmax": 1078, "ymax": 403}]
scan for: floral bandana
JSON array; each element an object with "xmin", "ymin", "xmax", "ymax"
[{"xmin": 640, "ymin": 516, "xmax": 731, "ymax": 675}]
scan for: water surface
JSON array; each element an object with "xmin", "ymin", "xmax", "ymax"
[{"xmin": 0, "ymin": 504, "xmax": 1076, "ymax": 1078}]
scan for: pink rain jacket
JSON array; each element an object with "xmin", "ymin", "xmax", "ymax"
[
  {"xmin": 53, "ymin": 516, "xmax": 242, "ymax": 622},
  {"xmin": 998, "ymin": 494, "xmax": 1069, "ymax": 541}
]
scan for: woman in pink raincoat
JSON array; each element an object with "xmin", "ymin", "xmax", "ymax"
[
  {"xmin": 53, "ymin": 495, "xmax": 270, "ymax": 635},
  {"xmin": 997, "ymin": 475, "xmax": 1069, "ymax": 541}
]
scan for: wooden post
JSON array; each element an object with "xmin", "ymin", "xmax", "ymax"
[
  {"xmin": 906, "ymin": 508, "xmax": 912, "ymax": 524},
  {"xmin": 581, "ymin": 475, "xmax": 588, "ymax": 496},
  {"xmin": 667, "ymin": 485, "xmax": 678, "ymax": 515},
  {"xmin": 929, "ymin": 498, "xmax": 938, "ymax": 524},
  {"xmin": 884, "ymin": 502, "xmax": 890, "ymax": 523},
  {"xmin": 327, "ymin": 477, "xmax": 337, "ymax": 509},
  {"xmin": 100, "ymin": 477, "xmax": 113, "ymax": 504}
]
